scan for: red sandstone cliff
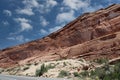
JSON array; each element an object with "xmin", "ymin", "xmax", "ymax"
[{"xmin": 0, "ymin": 4, "xmax": 120, "ymax": 68}]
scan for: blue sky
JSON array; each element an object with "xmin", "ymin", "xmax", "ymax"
[{"xmin": 0, "ymin": 0, "xmax": 119, "ymax": 49}]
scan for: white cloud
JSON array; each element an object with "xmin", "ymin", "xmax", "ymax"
[
  {"xmin": 16, "ymin": 0, "xmax": 39, "ymax": 16},
  {"xmin": 56, "ymin": 10, "xmax": 75, "ymax": 24},
  {"xmin": 49, "ymin": 26, "xmax": 62, "ymax": 33},
  {"xmin": 62, "ymin": 0, "xmax": 89, "ymax": 10},
  {"xmin": 38, "ymin": 0, "xmax": 58, "ymax": 13},
  {"xmin": 14, "ymin": 18, "xmax": 32, "ymax": 31},
  {"xmin": 46, "ymin": 0, "xmax": 58, "ymax": 7},
  {"xmin": 83, "ymin": 5, "xmax": 104, "ymax": 13},
  {"xmin": 16, "ymin": 0, "xmax": 58, "ymax": 15},
  {"xmin": 2, "ymin": 21, "xmax": 9, "ymax": 26},
  {"xmin": 20, "ymin": 22, "xmax": 32, "ymax": 31},
  {"xmin": 14, "ymin": 18, "xmax": 29, "ymax": 23},
  {"xmin": 40, "ymin": 29, "xmax": 48, "ymax": 35},
  {"xmin": 40, "ymin": 16, "xmax": 49, "ymax": 27},
  {"xmin": 62, "ymin": 0, "xmax": 104, "ymax": 13},
  {"xmin": 15, "ymin": 35, "xmax": 27, "ymax": 42},
  {"xmin": 49, "ymin": 24, "xmax": 65, "ymax": 33},
  {"xmin": 3, "ymin": 10, "xmax": 12, "ymax": 16},
  {"xmin": 7, "ymin": 35, "xmax": 30, "ymax": 42},
  {"xmin": 7, "ymin": 37, "xmax": 15, "ymax": 40},
  {"xmin": 16, "ymin": 8, "xmax": 34, "ymax": 16},
  {"xmin": 40, "ymin": 24, "xmax": 64, "ymax": 35},
  {"xmin": 22, "ymin": 0, "xmax": 39, "ymax": 8}
]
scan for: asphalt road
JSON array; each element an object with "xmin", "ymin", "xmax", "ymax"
[{"xmin": 0, "ymin": 74, "xmax": 70, "ymax": 80}]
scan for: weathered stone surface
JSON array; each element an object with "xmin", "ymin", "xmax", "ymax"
[{"xmin": 0, "ymin": 4, "xmax": 120, "ymax": 68}]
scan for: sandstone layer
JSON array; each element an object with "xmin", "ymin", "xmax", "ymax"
[{"xmin": 0, "ymin": 4, "xmax": 120, "ymax": 68}]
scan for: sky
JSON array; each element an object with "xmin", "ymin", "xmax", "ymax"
[{"xmin": 0, "ymin": 0, "xmax": 119, "ymax": 49}]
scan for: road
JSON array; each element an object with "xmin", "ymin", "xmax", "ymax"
[{"xmin": 0, "ymin": 74, "xmax": 70, "ymax": 80}]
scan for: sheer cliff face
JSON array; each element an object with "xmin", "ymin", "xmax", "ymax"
[{"xmin": 0, "ymin": 4, "xmax": 120, "ymax": 68}]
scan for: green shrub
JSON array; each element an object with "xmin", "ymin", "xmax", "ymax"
[
  {"xmin": 73, "ymin": 72, "xmax": 80, "ymax": 77},
  {"xmin": 78, "ymin": 58, "xmax": 84, "ymax": 62},
  {"xmin": 93, "ymin": 58, "xmax": 108, "ymax": 64},
  {"xmin": 89, "ymin": 62, "xmax": 120, "ymax": 80},
  {"xmin": 23, "ymin": 66, "xmax": 29, "ymax": 71},
  {"xmin": 47, "ymin": 63, "xmax": 55, "ymax": 69},
  {"xmin": 26, "ymin": 63, "xmax": 31, "ymax": 66},
  {"xmin": 35, "ymin": 64, "xmax": 47, "ymax": 77},
  {"xmin": 80, "ymin": 71, "xmax": 89, "ymax": 77},
  {"xmin": 34, "ymin": 62, "xmax": 39, "ymax": 66},
  {"xmin": 58, "ymin": 70, "xmax": 69, "ymax": 77},
  {"xmin": 63, "ymin": 62, "xmax": 67, "ymax": 66},
  {"xmin": 0, "ymin": 68, "xmax": 4, "ymax": 73},
  {"xmin": 35, "ymin": 63, "xmax": 56, "ymax": 77}
]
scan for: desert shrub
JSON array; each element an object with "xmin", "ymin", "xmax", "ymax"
[
  {"xmin": 35, "ymin": 64, "xmax": 47, "ymax": 76},
  {"xmin": 0, "ymin": 68, "xmax": 4, "ymax": 73},
  {"xmin": 34, "ymin": 62, "xmax": 39, "ymax": 66},
  {"xmin": 89, "ymin": 62, "xmax": 120, "ymax": 80},
  {"xmin": 35, "ymin": 69, "xmax": 41, "ymax": 77},
  {"xmin": 93, "ymin": 58, "xmax": 108, "ymax": 64},
  {"xmin": 63, "ymin": 62, "xmax": 67, "ymax": 66},
  {"xmin": 26, "ymin": 63, "xmax": 31, "ymax": 66},
  {"xmin": 80, "ymin": 71, "xmax": 89, "ymax": 77},
  {"xmin": 35, "ymin": 63, "xmax": 55, "ymax": 77},
  {"xmin": 73, "ymin": 72, "xmax": 80, "ymax": 77},
  {"xmin": 78, "ymin": 58, "xmax": 84, "ymax": 62},
  {"xmin": 47, "ymin": 63, "xmax": 55, "ymax": 69},
  {"xmin": 58, "ymin": 70, "xmax": 69, "ymax": 77},
  {"xmin": 23, "ymin": 66, "xmax": 29, "ymax": 71},
  {"xmin": 90, "ymin": 68, "xmax": 106, "ymax": 79}
]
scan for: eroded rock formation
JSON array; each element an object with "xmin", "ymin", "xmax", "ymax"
[{"xmin": 0, "ymin": 4, "xmax": 120, "ymax": 68}]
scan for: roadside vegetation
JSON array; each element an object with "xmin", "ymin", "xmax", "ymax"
[
  {"xmin": 89, "ymin": 62, "xmax": 120, "ymax": 80},
  {"xmin": 35, "ymin": 63, "xmax": 56, "ymax": 77},
  {"xmin": 1, "ymin": 58, "xmax": 120, "ymax": 80},
  {"xmin": 36, "ymin": 64, "xmax": 47, "ymax": 76},
  {"xmin": 73, "ymin": 61, "xmax": 120, "ymax": 80},
  {"xmin": 58, "ymin": 70, "xmax": 69, "ymax": 78},
  {"xmin": 93, "ymin": 58, "xmax": 108, "ymax": 64}
]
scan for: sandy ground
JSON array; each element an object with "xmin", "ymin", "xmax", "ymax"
[{"xmin": 1, "ymin": 58, "xmax": 93, "ymax": 79}]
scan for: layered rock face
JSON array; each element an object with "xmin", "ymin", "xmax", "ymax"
[{"xmin": 0, "ymin": 4, "xmax": 120, "ymax": 68}]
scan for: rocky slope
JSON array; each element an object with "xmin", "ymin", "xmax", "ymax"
[
  {"xmin": 0, "ymin": 58, "xmax": 90, "ymax": 77},
  {"xmin": 0, "ymin": 4, "xmax": 120, "ymax": 68}
]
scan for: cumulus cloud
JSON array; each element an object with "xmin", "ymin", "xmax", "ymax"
[
  {"xmin": 40, "ymin": 24, "xmax": 64, "ymax": 35},
  {"xmin": 2, "ymin": 21, "xmax": 9, "ymax": 26},
  {"xmin": 49, "ymin": 25, "xmax": 63, "ymax": 33},
  {"xmin": 56, "ymin": 0, "xmax": 103, "ymax": 25},
  {"xmin": 40, "ymin": 29, "xmax": 48, "ymax": 35},
  {"xmin": 7, "ymin": 35, "xmax": 30, "ymax": 42},
  {"xmin": 83, "ymin": 5, "xmax": 104, "ymax": 13},
  {"xmin": 46, "ymin": 0, "xmax": 58, "ymax": 7},
  {"xmin": 14, "ymin": 18, "xmax": 32, "ymax": 31},
  {"xmin": 48, "ymin": 24, "xmax": 65, "ymax": 33},
  {"xmin": 3, "ymin": 10, "xmax": 12, "ymax": 16},
  {"xmin": 61, "ymin": 0, "xmax": 104, "ymax": 13},
  {"xmin": 14, "ymin": 18, "xmax": 29, "ymax": 23},
  {"xmin": 22, "ymin": 0, "xmax": 39, "ymax": 8},
  {"xmin": 56, "ymin": 10, "xmax": 75, "ymax": 24},
  {"xmin": 38, "ymin": 0, "xmax": 58, "ymax": 13},
  {"xmin": 62, "ymin": 0, "xmax": 89, "ymax": 11},
  {"xmin": 40, "ymin": 16, "xmax": 49, "ymax": 27},
  {"xmin": 56, "ymin": 0, "xmax": 90, "ymax": 25},
  {"xmin": 16, "ymin": 0, "xmax": 39, "ymax": 15},
  {"xmin": 16, "ymin": 0, "xmax": 58, "ymax": 15},
  {"xmin": 20, "ymin": 22, "xmax": 32, "ymax": 31},
  {"xmin": 16, "ymin": 8, "xmax": 34, "ymax": 16}
]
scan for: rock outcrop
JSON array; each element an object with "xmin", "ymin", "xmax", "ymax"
[{"xmin": 0, "ymin": 4, "xmax": 120, "ymax": 68}]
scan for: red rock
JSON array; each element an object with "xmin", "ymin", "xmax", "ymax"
[{"xmin": 0, "ymin": 4, "xmax": 120, "ymax": 68}]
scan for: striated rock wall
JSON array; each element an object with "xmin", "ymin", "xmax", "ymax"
[{"xmin": 0, "ymin": 4, "xmax": 120, "ymax": 68}]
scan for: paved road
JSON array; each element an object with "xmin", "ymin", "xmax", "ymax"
[{"xmin": 0, "ymin": 74, "xmax": 70, "ymax": 80}]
